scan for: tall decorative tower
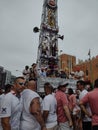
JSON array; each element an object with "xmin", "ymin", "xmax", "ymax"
[{"xmin": 34, "ymin": 0, "xmax": 63, "ymax": 75}]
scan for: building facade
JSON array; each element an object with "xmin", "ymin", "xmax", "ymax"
[
  {"xmin": 73, "ymin": 56, "xmax": 98, "ymax": 83},
  {"xmin": 59, "ymin": 53, "xmax": 76, "ymax": 75},
  {"xmin": 0, "ymin": 66, "xmax": 6, "ymax": 89},
  {"xmin": 60, "ymin": 54, "xmax": 98, "ymax": 84},
  {"xmin": 0, "ymin": 66, "xmax": 16, "ymax": 89}
]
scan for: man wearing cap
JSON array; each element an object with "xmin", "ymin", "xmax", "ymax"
[{"xmin": 55, "ymin": 81, "xmax": 73, "ymax": 130}]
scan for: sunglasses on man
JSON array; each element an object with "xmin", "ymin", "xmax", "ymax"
[{"xmin": 18, "ymin": 82, "xmax": 25, "ymax": 86}]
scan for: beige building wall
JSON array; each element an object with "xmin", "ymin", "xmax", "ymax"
[
  {"xmin": 74, "ymin": 56, "xmax": 98, "ymax": 83},
  {"xmin": 59, "ymin": 53, "xmax": 76, "ymax": 75},
  {"xmin": 60, "ymin": 54, "xmax": 98, "ymax": 83}
]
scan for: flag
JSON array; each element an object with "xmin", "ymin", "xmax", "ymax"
[
  {"xmin": 88, "ymin": 49, "xmax": 91, "ymax": 56},
  {"xmin": 60, "ymin": 50, "xmax": 63, "ymax": 53}
]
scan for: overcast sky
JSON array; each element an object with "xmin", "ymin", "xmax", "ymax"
[{"xmin": 0, "ymin": 0, "xmax": 98, "ymax": 76}]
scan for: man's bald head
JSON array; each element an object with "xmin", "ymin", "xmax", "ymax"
[{"xmin": 27, "ymin": 80, "xmax": 37, "ymax": 91}]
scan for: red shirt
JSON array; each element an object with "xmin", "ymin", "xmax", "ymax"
[
  {"xmin": 55, "ymin": 90, "xmax": 69, "ymax": 123},
  {"xmin": 81, "ymin": 88, "xmax": 98, "ymax": 126}
]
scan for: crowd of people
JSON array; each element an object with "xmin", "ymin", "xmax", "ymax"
[
  {"xmin": 0, "ymin": 75, "xmax": 98, "ymax": 130},
  {"xmin": 22, "ymin": 64, "xmax": 85, "ymax": 81},
  {"xmin": 22, "ymin": 64, "xmax": 67, "ymax": 81}
]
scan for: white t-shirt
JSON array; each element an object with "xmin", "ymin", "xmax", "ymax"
[
  {"xmin": 0, "ymin": 94, "xmax": 4, "ymax": 130},
  {"xmin": 0, "ymin": 92, "xmax": 22, "ymax": 130},
  {"xmin": 22, "ymin": 69, "xmax": 30, "ymax": 80},
  {"xmin": 75, "ymin": 71, "xmax": 84, "ymax": 80},
  {"xmin": 79, "ymin": 89, "xmax": 92, "ymax": 122},
  {"xmin": 0, "ymin": 94, "xmax": 5, "ymax": 113},
  {"xmin": 20, "ymin": 89, "xmax": 41, "ymax": 130},
  {"xmin": 79, "ymin": 89, "xmax": 88, "ymax": 100},
  {"xmin": 42, "ymin": 94, "xmax": 57, "ymax": 128}
]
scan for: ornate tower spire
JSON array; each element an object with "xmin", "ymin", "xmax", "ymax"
[{"xmin": 34, "ymin": 0, "xmax": 63, "ymax": 75}]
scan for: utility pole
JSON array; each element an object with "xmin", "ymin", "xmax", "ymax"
[{"xmin": 88, "ymin": 49, "xmax": 93, "ymax": 85}]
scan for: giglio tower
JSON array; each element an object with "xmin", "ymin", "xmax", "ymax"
[{"xmin": 33, "ymin": 0, "xmax": 63, "ymax": 75}]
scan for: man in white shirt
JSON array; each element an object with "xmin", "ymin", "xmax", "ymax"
[
  {"xmin": 0, "ymin": 84, "xmax": 14, "ymax": 130},
  {"xmin": 22, "ymin": 65, "xmax": 30, "ymax": 81},
  {"xmin": 0, "ymin": 76, "xmax": 25, "ymax": 130},
  {"xmin": 42, "ymin": 82, "xmax": 58, "ymax": 130},
  {"xmin": 0, "ymin": 88, "xmax": 4, "ymax": 130},
  {"xmin": 77, "ymin": 80, "xmax": 92, "ymax": 130},
  {"xmin": 39, "ymin": 67, "xmax": 47, "ymax": 78},
  {"xmin": 20, "ymin": 80, "xmax": 47, "ymax": 130}
]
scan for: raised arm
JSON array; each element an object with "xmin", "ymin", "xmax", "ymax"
[{"xmin": 29, "ymin": 97, "xmax": 47, "ymax": 130}]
